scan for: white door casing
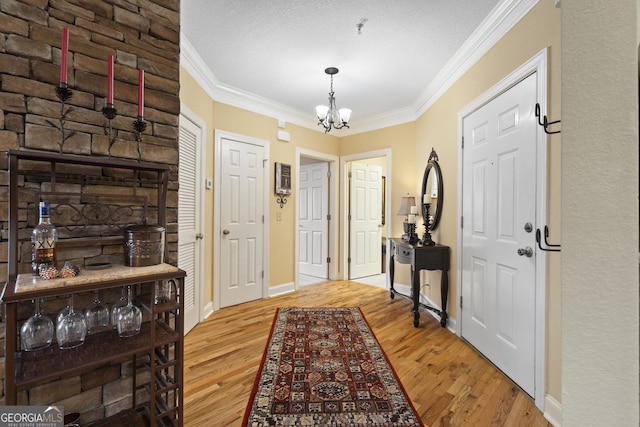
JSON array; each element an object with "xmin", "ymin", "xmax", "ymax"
[
  {"xmin": 299, "ymin": 162, "xmax": 329, "ymax": 278},
  {"xmin": 349, "ymin": 162, "xmax": 382, "ymax": 280},
  {"xmin": 460, "ymin": 71, "xmax": 541, "ymax": 398},
  {"xmin": 457, "ymin": 50, "xmax": 548, "ymax": 409},
  {"xmin": 178, "ymin": 109, "xmax": 205, "ymax": 335},
  {"xmin": 218, "ymin": 134, "xmax": 266, "ymax": 308}
]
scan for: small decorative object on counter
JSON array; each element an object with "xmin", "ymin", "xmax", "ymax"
[
  {"xmin": 32, "ymin": 201, "xmax": 58, "ymax": 275},
  {"xmin": 59, "ymin": 262, "xmax": 80, "ymax": 278},
  {"xmin": 38, "ymin": 265, "xmax": 59, "ymax": 280},
  {"xmin": 124, "ymin": 225, "xmax": 165, "ymax": 267}
]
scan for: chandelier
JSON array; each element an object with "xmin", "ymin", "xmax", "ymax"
[{"xmin": 316, "ymin": 67, "xmax": 351, "ymax": 133}]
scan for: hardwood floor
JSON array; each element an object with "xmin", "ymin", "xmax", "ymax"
[{"xmin": 183, "ymin": 281, "xmax": 551, "ymax": 426}]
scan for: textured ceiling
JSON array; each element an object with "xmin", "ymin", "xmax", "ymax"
[{"xmin": 181, "ymin": 0, "xmax": 502, "ymax": 131}]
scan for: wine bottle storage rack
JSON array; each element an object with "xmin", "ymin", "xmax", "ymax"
[{"xmin": 3, "ymin": 150, "xmax": 185, "ymax": 426}]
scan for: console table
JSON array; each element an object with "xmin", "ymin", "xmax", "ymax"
[{"xmin": 388, "ymin": 238, "xmax": 450, "ymax": 327}]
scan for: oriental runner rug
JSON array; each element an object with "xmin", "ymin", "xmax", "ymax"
[{"xmin": 242, "ymin": 307, "xmax": 424, "ymax": 427}]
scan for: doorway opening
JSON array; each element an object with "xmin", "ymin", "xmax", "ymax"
[
  {"xmin": 295, "ymin": 149, "xmax": 339, "ymax": 287},
  {"xmin": 341, "ymin": 149, "xmax": 392, "ymax": 288}
]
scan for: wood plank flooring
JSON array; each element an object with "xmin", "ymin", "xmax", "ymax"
[{"xmin": 183, "ymin": 281, "xmax": 551, "ymax": 426}]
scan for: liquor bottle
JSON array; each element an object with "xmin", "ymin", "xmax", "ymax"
[{"xmin": 32, "ymin": 201, "xmax": 58, "ymax": 275}]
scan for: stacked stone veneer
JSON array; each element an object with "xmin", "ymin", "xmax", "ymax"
[{"xmin": 0, "ymin": 0, "xmax": 180, "ymax": 423}]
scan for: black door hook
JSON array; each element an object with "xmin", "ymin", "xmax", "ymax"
[{"xmin": 536, "ymin": 225, "xmax": 561, "ymax": 252}]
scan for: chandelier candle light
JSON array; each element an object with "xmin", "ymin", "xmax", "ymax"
[{"xmin": 316, "ymin": 67, "xmax": 351, "ymax": 133}]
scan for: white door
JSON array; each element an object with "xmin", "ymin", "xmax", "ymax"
[
  {"xmin": 349, "ymin": 162, "xmax": 382, "ymax": 279},
  {"xmin": 299, "ymin": 162, "xmax": 328, "ymax": 278},
  {"xmin": 178, "ymin": 114, "xmax": 204, "ymax": 334},
  {"xmin": 220, "ymin": 137, "xmax": 265, "ymax": 307},
  {"xmin": 461, "ymin": 73, "xmax": 537, "ymax": 396}
]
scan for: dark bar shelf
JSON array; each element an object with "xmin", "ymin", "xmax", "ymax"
[{"xmin": 14, "ymin": 319, "xmax": 178, "ymax": 387}]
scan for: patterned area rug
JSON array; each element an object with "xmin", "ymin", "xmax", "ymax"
[{"xmin": 242, "ymin": 307, "xmax": 423, "ymax": 426}]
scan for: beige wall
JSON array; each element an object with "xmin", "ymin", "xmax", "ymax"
[
  {"xmin": 561, "ymin": 0, "xmax": 638, "ymax": 425},
  {"xmin": 414, "ymin": 0, "xmax": 563, "ymax": 401},
  {"xmin": 180, "ymin": 0, "xmax": 564, "ymax": 405}
]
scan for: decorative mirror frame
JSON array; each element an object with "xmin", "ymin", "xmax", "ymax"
[{"xmin": 420, "ymin": 148, "xmax": 443, "ymax": 245}]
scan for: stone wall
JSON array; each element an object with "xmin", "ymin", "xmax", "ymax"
[{"xmin": 0, "ymin": 0, "xmax": 181, "ymax": 423}]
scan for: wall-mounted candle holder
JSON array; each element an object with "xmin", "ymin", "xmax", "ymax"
[
  {"xmin": 48, "ymin": 83, "xmax": 75, "ymax": 154},
  {"xmin": 101, "ymin": 103, "xmax": 117, "ymax": 157},
  {"xmin": 133, "ymin": 116, "xmax": 146, "ymax": 161}
]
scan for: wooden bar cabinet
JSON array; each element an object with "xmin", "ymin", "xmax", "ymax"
[{"xmin": 2, "ymin": 150, "xmax": 186, "ymax": 426}]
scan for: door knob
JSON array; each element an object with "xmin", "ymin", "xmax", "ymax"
[
  {"xmin": 222, "ymin": 229, "xmax": 230, "ymax": 235},
  {"xmin": 517, "ymin": 246, "xmax": 533, "ymax": 257}
]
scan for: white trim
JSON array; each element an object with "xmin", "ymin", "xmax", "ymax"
[
  {"xmin": 213, "ymin": 130, "xmax": 270, "ymax": 311},
  {"xmin": 544, "ymin": 394, "xmax": 563, "ymax": 427},
  {"xmin": 178, "ymin": 104, "xmax": 207, "ymax": 332},
  {"xmin": 268, "ymin": 282, "xmax": 295, "ymax": 298},
  {"xmin": 180, "ymin": 0, "xmax": 539, "ymax": 136},
  {"xmin": 414, "ymin": 0, "xmax": 539, "ymax": 117},
  {"xmin": 203, "ymin": 301, "xmax": 215, "ymax": 320},
  {"xmin": 456, "ymin": 48, "xmax": 548, "ymax": 410},
  {"xmin": 181, "ymin": 36, "xmax": 317, "ymax": 132},
  {"xmin": 295, "ymin": 149, "xmax": 340, "ymax": 287},
  {"xmin": 340, "ymin": 149, "xmax": 392, "ymax": 282}
]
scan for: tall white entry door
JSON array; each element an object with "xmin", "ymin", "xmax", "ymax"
[
  {"xmin": 178, "ymin": 114, "xmax": 204, "ymax": 334},
  {"xmin": 461, "ymin": 73, "xmax": 537, "ymax": 396},
  {"xmin": 349, "ymin": 162, "xmax": 382, "ymax": 279},
  {"xmin": 219, "ymin": 137, "xmax": 265, "ymax": 307},
  {"xmin": 299, "ymin": 162, "xmax": 328, "ymax": 278}
]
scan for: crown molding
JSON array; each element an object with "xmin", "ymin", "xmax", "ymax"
[
  {"xmin": 413, "ymin": 0, "xmax": 539, "ymax": 117},
  {"xmin": 180, "ymin": 0, "xmax": 538, "ymax": 135}
]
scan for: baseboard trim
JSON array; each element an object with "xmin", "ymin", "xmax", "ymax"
[
  {"xmin": 544, "ymin": 394, "xmax": 562, "ymax": 427},
  {"xmin": 268, "ymin": 282, "xmax": 295, "ymax": 297},
  {"xmin": 203, "ymin": 301, "xmax": 215, "ymax": 320}
]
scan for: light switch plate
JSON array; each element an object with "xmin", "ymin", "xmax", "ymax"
[{"xmin": 205, "ymin": 178, "xmax": 212, "ymax": 189}]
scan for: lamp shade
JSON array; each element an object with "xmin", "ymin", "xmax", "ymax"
[
  {"xmin": 397, "ymin": 195, "xmax": 416, "ymax": 216},
  {"xmin": 339, "ymin": 108, "xmax": 351, "ymax": 124},
  {"xmin": 316, "ymin": 105, "xmax": 329, "ymax": 121}
]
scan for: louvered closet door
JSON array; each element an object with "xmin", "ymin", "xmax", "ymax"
[{"xmin": 178, "ymin": 115, "xmax": 203, "ymax": 334}]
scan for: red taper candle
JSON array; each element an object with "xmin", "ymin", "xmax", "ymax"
[
  {"xmin": 137, "ymin": 69, "xmax": 144, "ymax": 118},
  {"xmin": 60, "ymin": 28, "xmax": 69, "ymax": 84},
  {"xmin": 107, "ymin": 55, "xmax": 114, "ymax": 104}
]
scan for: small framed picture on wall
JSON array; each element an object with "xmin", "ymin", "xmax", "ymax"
[{"xmin": 275, "ymin": 162, "xmax": 291, "ymax": 195}]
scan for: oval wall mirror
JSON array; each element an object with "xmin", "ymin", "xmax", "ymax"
[{"xmin": 420, "ymin": 148, "xmax": 444, "ymax": 239}]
